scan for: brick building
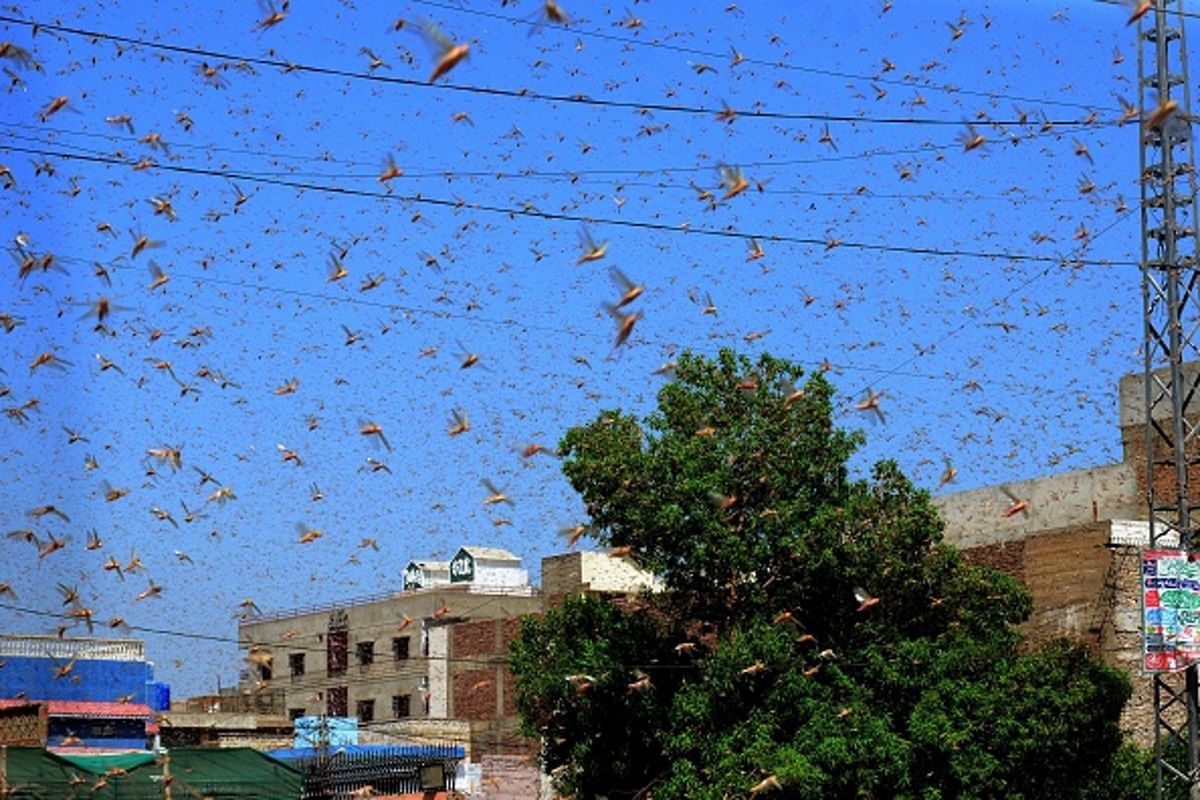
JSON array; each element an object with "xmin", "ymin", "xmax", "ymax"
[
  {"xmin": 237, "ymin": 546, "xmax": 541, "ymax": 739},
  {"xmin": 931, "ymin": 362, "xmax": 1195, "ymax": 745}
]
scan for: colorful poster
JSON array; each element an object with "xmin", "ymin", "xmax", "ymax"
[{"xmin": 1143, "ymin": 549, "xmax": 1200, "ymax": 672}]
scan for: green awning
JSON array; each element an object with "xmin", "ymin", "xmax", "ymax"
[
  {"xmin": 7, "ymin": 747, "xmax": 303, "ymax": 799},
  {"xmin": 2, "ymin": 747, "xmax": 99, "ymax": 799},
  {"xmin": 58, "ymin": 751, "xmax": 156, "ymax": 772}
]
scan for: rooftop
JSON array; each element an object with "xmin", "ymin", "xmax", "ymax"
[
  {"xmin": 0, "ymin": 699, "xmax": 154, "ymax": 718},
  {"xmin": 0, "ymin": 634, "xmax": 145, "ymax": 662},
  {"xmin": 458, "ymin": 546, "xmax": 520, "ymax": 561},
  {"xmin": 241, "ymin": 581, "xmax": 539, "ymax": 624}
]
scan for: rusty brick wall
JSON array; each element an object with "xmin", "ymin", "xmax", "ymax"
[
  {"xmin": 962, "ymin": 529, "xmax": 1171, "ymax": 747},
  {"xmin": 1120, "ymin": 421, "xmax": 1200, "ymax": 506},
  {"xmin": 450, "ymin": 619, "xmax": 523, "ymax": 732},
  {"xmin": 453, "ymin": 619, "xmax": 495, "ymax": 659},
  {"xmin": 1116, "ymin": 409, "xmax": 1200, "ymax": 746},
  {"xmin": 453, "ymin": 669, "xmax": 498, "ymax": 721},
  {"xmin": 1022, "ymin": 524, "xmax": 1110, "ymax": 646},
  {"xmin": 960, "ymin": 525, "xmax": 1111, "ymax": 648},
  {"xmin": 0, "ymin": 702, "xmax": 46, "ymax": 746},
  {"xmin": 1099, "ymin": 545, "xmax": 1164, "ymax": 747},
  {"xmin": 960, "ymin": 539, "xmax": 1026, "ymax": 584}
]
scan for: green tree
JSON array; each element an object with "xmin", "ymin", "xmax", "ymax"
[{"xmin": 511, "ymin": 349, "xmax": 1144, "ymax": 799}]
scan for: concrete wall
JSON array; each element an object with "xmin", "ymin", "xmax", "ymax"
[
  {"xmin": 428, "ymin": 624, "xmax": 450, "ymax": 718},
  {"xmin": 475, "ymin": 753, "xmax": 546, "ymax": 800},
  {"xmin": 0, "ymin": 655, "xmax": 152, "ymax": 705},
  {"xmin": 933, "ymin": 462, "xmax": 1142, "ymax": 551},
  {"xmin": 470, "ymin": 561, "xmax": 530, "ymax": 589},
  {"xmin": 358, "ymin": 717, "xmax": 472, "ymax": 753},
  {"xmin": 541, "ymin": 551, "xmax": 660, "ymax": 606}
]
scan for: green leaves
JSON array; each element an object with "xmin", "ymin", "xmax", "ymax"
[
  {"xmin": 513, "ymin": 349, "xmax": 1148, "ymax": 799},
  {"xmin": 510, "ymin": 596, "xmax": 681, "ymax": 800}
]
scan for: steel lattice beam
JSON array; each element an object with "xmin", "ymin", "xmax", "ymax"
[{"xmin": 1142, "ymin": 3, "xmax": 1200, "ymax": 799}]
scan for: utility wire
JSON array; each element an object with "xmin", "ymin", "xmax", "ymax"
[
  {"xmin": 0, "ymin": 599, "xmax": 685, "ymax": 674},
  {"xmin": 0, "ymin": 14, "xmax": 1107, "ymax": 127},
  {"xmin": 413, "ymin": 0, "xmax": 1117, "ymax": 113},
  {"xmin": 0, "ymin": 141, "xmax": 1140, "ymax": 268},
  {"xmin": 1, "ymin": 123, "xmax": 1125, "ymax": 206},
  {"xmin": 848, "ymin": 206, "xmax": 1137, "ymax": 399},
  {"xmin": 17, "ymin": 247, "xmax": 1112, "ymax": 403}
]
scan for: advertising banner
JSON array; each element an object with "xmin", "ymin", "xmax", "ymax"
[{"xmin": 1143, "ymin": 549, "xmax": 1200, "ymax": 672}]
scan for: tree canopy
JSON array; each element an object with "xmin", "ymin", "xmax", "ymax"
[{"xmin": 510, "ymin": 349, "xmax": 1141, "ymax": 799}]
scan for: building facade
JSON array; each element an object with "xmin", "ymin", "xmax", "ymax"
[
  {"xmin": 0, "ymin": 634, "xmax": 168, "ymax": 709},
  {"xmin": 931, "ymin": 362, "xmax": 1193, "ymax": 746},
  {"xmin": 237, "ymin": 546, "xmax": 541, "ymax": 734},
  {"xmin": 541, "ymin": 550, "xmax": 662, "ymax": 607},
  {"xmin": 0, "ymin": 634, "xmax": 168, "ymax": 753}
]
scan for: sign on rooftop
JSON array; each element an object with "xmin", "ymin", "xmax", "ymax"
[
  {"xmin": 449, "ymin": 549, "xmax": 474, "ymax": 583},
  {"xmin": 1143, "ymin": 549, "xmax": 1200, "ymax": 672}
]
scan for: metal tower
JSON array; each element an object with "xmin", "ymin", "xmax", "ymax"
[{"xmin": 1141, "ymin": 2, "xmax": 1200, "ymax": 798}]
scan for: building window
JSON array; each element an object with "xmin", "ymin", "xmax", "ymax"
[
  {"xmin": 259, "ymin": 661, "xmax": 272, "ymax": 681},
  {"xmin": 289, "ymin": 708, "xmax": 306, "ymax": 721},
  {"xmin": 357, "ymin": 641, "xmax": 375, "ymax": 667},
  {"xmin": 327, "ymin": 686, "xmax": 348, "ymax": 717},
  {"xmin": 289, "ymin": 653, "xmax": 305, "ymax": 677},
  {"xmin": 393, "ymin": 637, "xmax": 410, "ymax": 661},
  {"xmin": 328, "ymin": 629, "xmax": 348, "ymax": 677},
  {"xmin": 392, "ymin": 695, "xmax": 411, "ymax": 718},
  {"xmin": 356, "ymin": 699, "xmax": 375, "ymax": 723}
]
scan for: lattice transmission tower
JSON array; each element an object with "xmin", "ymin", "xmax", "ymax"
[{"xmin": 1141, "ymin": 2, "xmax": 1200, "ymax": 798}]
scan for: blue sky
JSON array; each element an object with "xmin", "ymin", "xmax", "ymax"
[{"xmin": 0, "ymin": 0, "xmax": 1150, "ymax": 697}]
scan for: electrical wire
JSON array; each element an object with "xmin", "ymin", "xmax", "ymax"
[
  {"xmin": 0, "ymin": 14, "xmax": 1107, "ymax": 128},
  {"xmin": 0, "ymin": 122, "xmax": 1127, "ymax": 206},
  {"xmin": 0, "ymin": 141, "xmax": 1139, "ymax": 268},
  {"xmin": 412, "ymin": 0, "xmax": 1117, "ymax": 113},
  {"xmin": 0, "ymin": 598, "xmax": 691, "ymax": 677}
]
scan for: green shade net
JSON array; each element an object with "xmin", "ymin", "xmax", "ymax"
[{"xmin": 8, "ymin": 747, "xmax": 302, "ymax": 799}]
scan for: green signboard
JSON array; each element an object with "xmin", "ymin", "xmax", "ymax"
[{"xmin": 449, "ymin": 549, "xmax": 474, "ymax": 583}]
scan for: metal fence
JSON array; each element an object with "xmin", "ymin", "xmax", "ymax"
[{"xmin": 286, "ymin": 745, "xmax": 462, "ymax": 799}]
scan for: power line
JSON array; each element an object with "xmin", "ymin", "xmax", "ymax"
[
  {"xmin": 849, "ymin": 206, "xmax": 1137, "ymax": 398},
  {"xmin": 412, "ymin": 0, "xmax": 1114, "ymax": 113},
  {"xmin": 0, "ymin": 123, "xmax": 1120, "ymax": 207},
  {"xmin": 0, "ymin": 14, "xmax": 1106, "ymax": 128},
  {"xmin": 18, "ymin": 245, "xmax": 1109, "ymax": 404},
  {"xmin": 0, "ymin": 599, "xmax": 684, "ymax": 676},
  {"xmin": 0, "ymin": 141, "xmax": 1139, "ymax": 268}
]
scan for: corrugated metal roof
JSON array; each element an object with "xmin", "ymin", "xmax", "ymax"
[{"xmin": 0, "ymin": 699, "xmax": 154, "ymax": 718}]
